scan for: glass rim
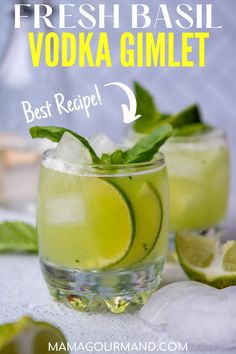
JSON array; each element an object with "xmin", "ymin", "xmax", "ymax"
[
  {"xmin": 42, "ymin": 148, "xmax": 166, "ymax": 176},
  {"xmin": 167, "ymin": 127, "xmax": 226, "ymax": 144}
]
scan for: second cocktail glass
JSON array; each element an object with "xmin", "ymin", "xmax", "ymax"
[{"xmin": 162, "ymin": 128, "xmax": 230, "ymax": 236}]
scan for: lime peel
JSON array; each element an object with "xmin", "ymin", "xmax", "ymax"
[
  {"xmin": 176, "ymin": 233, "xmax": 236, "ymax": 289},
  {"xmin": 115, "ymin": 182, "xmax": 163, "ymax": 268},
  {"xmin": 0, "ymin": 317, "xmax": 68, "ymax": 354}
]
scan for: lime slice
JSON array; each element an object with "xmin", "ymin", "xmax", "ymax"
[
  {"xmin": 0, "ymin": 317, "xmax": 68, "ymax": 354},
  {"xmin": 116, "ymin": 182, "xmax": 163, "ymax": 267},
  {"xmin": 176, "ymin": 233, "xmax": 236, "ymax": 288},
  {"xmin": 84, "ymin": 179, "xmax": 135, "ymax": 269},
  {"xmin": 49, "ymin": 178, "xmax": 135, "ymax": 270}
]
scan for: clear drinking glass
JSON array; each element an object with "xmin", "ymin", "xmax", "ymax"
[
  {"xmin": 161, "ymin": 128, "xmax": 230, "ymax": 238},
  {"xmin": 37, "ymin": 149, "xmax": 169, "ymax": 313}
]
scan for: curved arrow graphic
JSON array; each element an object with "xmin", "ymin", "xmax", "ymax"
[{"xmin": 104, "ymin": 82, "xmax": 141, "ymax": 124}]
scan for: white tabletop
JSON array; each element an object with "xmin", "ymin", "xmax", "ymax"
[{"xmin": 0, "ymin": 206, "xmax": 235, "ymax": 354}]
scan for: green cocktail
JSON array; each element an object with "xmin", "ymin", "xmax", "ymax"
[
  {"xmin": 38, "ymin": 155, "xmax": 168, "ymax": 270},
  {"xmin": 128, "ymin": 82, "xmax": 230, "ymax": 236},
  {"xmin": 33, "ymin": 126, "xmax": 171, "ymax": 313},
  {"xmin": 162, "ymin": 129, "xmax": 230, "ymax": 233}
]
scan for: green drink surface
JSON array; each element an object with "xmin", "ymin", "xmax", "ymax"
[
  {"xmin": 37, "ymin": 161, "xmax": 168, "ymax": 270},
  {"xmin": 162, "ymin": 138, "xmax": 230, "ymax": 231}
]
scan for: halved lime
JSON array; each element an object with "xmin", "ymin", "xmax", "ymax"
[
  {"xmin": 176, "ymin": 232, "xmax": 236, "ymax": 288},
  {"xmin": 0, "ymin": 317, "xmax": 68, "ymax": 354},
  {"xmin": 115, "ymin": 182, "xmax": 163, "ymax": 267}
]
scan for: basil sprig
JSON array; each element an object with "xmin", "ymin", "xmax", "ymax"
[
  {"xmin": 133, "ymin": 81, "xmax": 208, "ymax": 136},
  {"xmin": 30, "ymin": 124, "xmax": 173, "ymax": 165}
]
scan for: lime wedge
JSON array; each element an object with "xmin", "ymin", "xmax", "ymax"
[
  {"xmin": 116, "ymin": 182, "xmax": 163, "ymax": 267},
  {"xmin": 223, "ymin": 242, "xmax": 236, "ymax": 271},
  {"xmin": 176, "ymin": 233, "xmax": 236, "ymax": 288},
  {"xmin": 0, "ymin": 317, "xmax": 68, "ymax": 354}
]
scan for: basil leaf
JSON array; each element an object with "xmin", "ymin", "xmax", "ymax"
[
  {"xmin": 30, "ymin": 126, "xmax": 100, "ymax": 163},
  {"xmin": 0, "ymin": 221, "xmax": 38, "ymax": 253},
  {"xmin": 160, "ymin": 104, "xmax": 202, "ymax": 128},
  {"xmin": 123, "ymin": 124, "xmax": 173, "ymax": 163},
  {"xmin": 174, "ymin": 123, "xmax": 211, "ymax": 137},
  {"xmin": 132, "ymin": 82, "xmax": 204, "ymax": 136},
  {"xmin": 101, "ymin": 150, "xmax": 125, "ymax": 164},
  {"xmin": 30, "ymin": 124, "xmax": 172, "ymax": 167},
  {"xmin": 133, "ymin": 82, "xmax": 165, "ymax": 133}
]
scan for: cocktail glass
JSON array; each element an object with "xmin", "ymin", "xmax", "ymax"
[
  {"xmin": 161, "ymin": 128, "xmax": 230, "ymax": 239},
  {"xmin": 37, "ymin": 149, "xmax": 169, "ymax": 313}
]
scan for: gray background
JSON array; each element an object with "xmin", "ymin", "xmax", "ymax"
[{"xmin": 0, "ymin": 0, "xmax": 235, "ymax": 234}]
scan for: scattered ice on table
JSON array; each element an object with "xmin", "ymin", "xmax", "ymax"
[
  {"xmin": 56, "ymin": 132, "xmax": 92, "ymax": 163},
  {"xmin": 219, "ymin": 286, "xmax": 236, "ymax": 309},
  {"xmin": 45, "ymin": 193, "xmax": 85, "ymax": 225},
  {"xmin": 167, "ymin": 292, "xmax": 236, "ymax": 348},
  {"xmin": 140, "ymin": 281, "xmax": 216, "ymax": 326},
  {"xmin": 220, "ymin": 285, "xmax": 236, "ymax": 298},
  {"xmin": 89, "ymin": 133, "xmax": 123, "ymax": 156},
  {"xmin": 140, "ymin": 281, "xmax": 236, "ymax": 349}
]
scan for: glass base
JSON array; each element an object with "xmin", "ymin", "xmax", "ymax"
[{"xmin": 40, "ymin": 257, "xmax": 165, "ymax": 313}]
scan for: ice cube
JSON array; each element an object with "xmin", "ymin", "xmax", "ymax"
[
  {"xmin": 89, "ymin": 134, "xmax": 122, "ymax": 156},
  {"xmin": 220, "ymin": 286, "xmax": 236, "ymax": 298},
  {"xmin": 45, "ymin": 193, "xmax": 85, "ymax": 225},
  {"xmin": 167, "ymin": 293, "xmax": 236, "ymax": 348},
  {"xmin": 56, "ymin": 132, "xmax": 92, "ymax": 163},
  {"xmin": 140, "ymin": 281, "xmax": 216, "ymax": 326},
  {"xmin": 160, "ymin": 147, "xmax": 203, "ymax": 181},
  {"xmin": 220, "ymin": 286, "xmax": 236, "ymax": 310},
  {"xmin": 123, "ymin": 130, "xmax": 142, "ymax": 148}
]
